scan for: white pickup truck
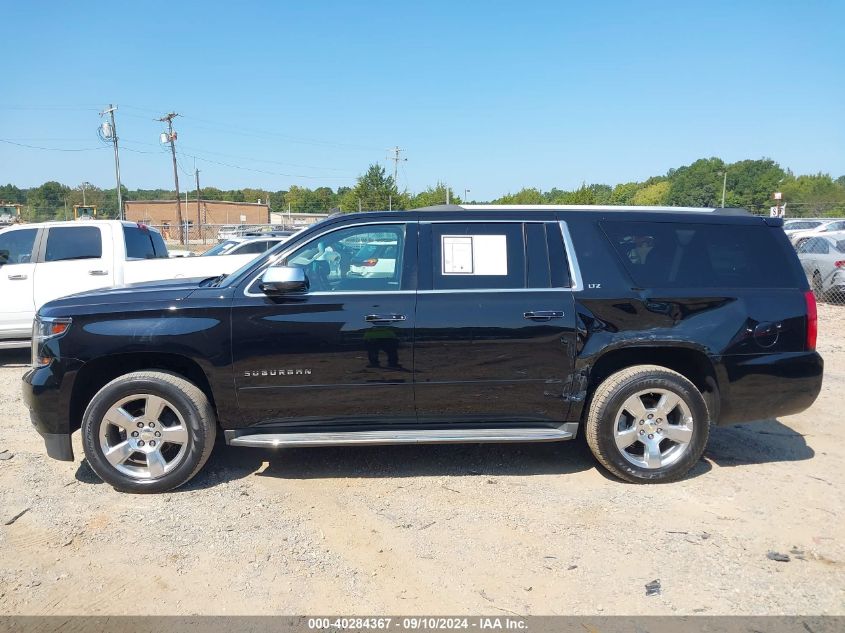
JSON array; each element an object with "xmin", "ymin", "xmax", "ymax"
[{"xmin": 0, "ymin": 220, "xmax": 260, "ymax": 348}]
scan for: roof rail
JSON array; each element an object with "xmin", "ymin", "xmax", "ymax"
[{"xmin": 447, "ymin": 204, "xmax": 750, "ymax": 215}]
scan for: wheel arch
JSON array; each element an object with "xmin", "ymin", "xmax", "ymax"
[
  {"xmin": 584, "ymin": 345, "xmax": 720, "ymax": 423},
  {"xmin": 69, "ymin": 352, "xmax": 216, "ymax": 433}
]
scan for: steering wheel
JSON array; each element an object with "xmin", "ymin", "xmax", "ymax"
[{"xmin": 305, "ymin": 260, "xmax": 331, "ymax": 292}]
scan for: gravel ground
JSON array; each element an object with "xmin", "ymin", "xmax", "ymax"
[{"xmin": 0, "ymin": 306, "xmax": 843, "ymax": 615}]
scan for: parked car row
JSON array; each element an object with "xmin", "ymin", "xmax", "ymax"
[
  {"xmin": 795, "ymin": 234, "xmax": 845, "ymax": 301},
  {"xmin": 216, "ymin": 224, "xmax": 294, "ymax": 242}
]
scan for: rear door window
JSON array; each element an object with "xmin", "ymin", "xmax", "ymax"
[
  {"xmin": 430, "ymin": 223, "xmax": 525, "ymax": 290},
  {"xmin": 45, "ymin": 226, "xmax": 102, "ymax": 262},
  {"xmin": 601, "ymin": 220, "xmax": 802, "ymax": 289}
]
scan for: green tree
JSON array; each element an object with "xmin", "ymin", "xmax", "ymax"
[
  {"xmin": 0, "ymin": 184, "xmax": 25, "ymax": 203},
  {"xmin": 26, "ymin": 181, "xmax": 71, "ymax": 220},
  {"xmin": 340, "ymin": 164, "xmax": 406, "ymax": 211},
  {"xmin": 494, "ymin": 188, "xmax": 544, "ymax": 204},
  {"xmin": 550, "ymin": 184, "xmax": 596, "ymax": 205},
  {"xmin": 665, "ymin": 157, "xmax": 726, "ymax": 207},
  {"xmin": 631, "ymin": 181, "xmax": 670, "ymax": 205},
  {"xmin": 721, "ymin": 159, "xmax": 786, "ymax": 212},
  {"xmin": 610, "ymin": 182, "xmax": 641, "ymax": 205},
  {"xmin": 781, "ymin": 173, "xmax": 845, "ymax": 216},
  {"xmin": 410, "ymin": 182, "xmax": 460, "ymax": 208}
]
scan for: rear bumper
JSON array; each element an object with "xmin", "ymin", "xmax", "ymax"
[{"xmin": 716, "ymin": 351, "xmax": 823, "ymax": 425}]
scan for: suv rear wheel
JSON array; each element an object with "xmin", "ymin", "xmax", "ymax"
[
  {"xmin": 81, "ymin": 371, "xmax": 216, "ymax": 493},
  {"xmin": 585, "ymin": 365, "xmax": 710, "ymax": 483}
]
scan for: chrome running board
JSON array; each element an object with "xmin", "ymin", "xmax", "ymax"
[{"xmin": 228, "ymin": 424, "xmax": 578, "ymax": 448}]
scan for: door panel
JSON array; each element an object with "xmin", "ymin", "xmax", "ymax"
[
  {"xmin": 33, "ymin": 224, "xmax": 114, "ymax": 309},
  {"xmin": 413, "ymin": 220, "xmax": 577, "ymax": 423},
  {"xmin": 231, "ymin": 222, "xmax": 417, "ymax": 428},
  {"xmin": 414, "ymin": 291, "xmax": 575, "ymax": 422},
  {"xmin": 0, "ymin": 227, "xmax": 39, "ymax": 338}
]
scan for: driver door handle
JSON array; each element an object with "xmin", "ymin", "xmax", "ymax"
[
  {"xmin": 89, "ymin": 269, "xmax": 109, "ymax": 276},
  {"xmin": 7, "ymin": 274, "xmax": 28, "ymax": 280},
  {"xmin": 523, "ymin": 310, "xmax": 564, "ymax": 321},
  {"xmin": 365, "ymin": 314, "xmax": 407, "ymax": 324}
]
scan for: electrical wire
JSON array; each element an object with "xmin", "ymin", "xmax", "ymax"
[{"xmin": 0, "ymin": 138, "xmax": 107, "ymax": 152}]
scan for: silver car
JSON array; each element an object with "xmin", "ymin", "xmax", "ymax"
[{"xmin": 796, "ymin": 233, "xmax": 845, "ymax": 301}]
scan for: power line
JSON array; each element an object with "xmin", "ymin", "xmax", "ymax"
[
  {"xmin": 184, "ymin": 154, "xmax": 356, "ymax": 181},
  {"xmin": 0, "ymin": 138, "xmax": 108, "ymax": 152}
]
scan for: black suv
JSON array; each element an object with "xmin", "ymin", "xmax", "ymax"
[{"xmin": 23, "ymin": 206, "xmax": 823, "ymax": 492}]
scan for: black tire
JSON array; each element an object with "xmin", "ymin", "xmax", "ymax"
[
  {"xmin": 585, "ymin": 364, "xmax": 710, "ymax": 483},
  {"xmin": 81, "ymin": 371, "xmax": 216, "ymax": 493},
  {"xmin": 813, "ymin": 271, "xmax": 825, "ymax": 302}
]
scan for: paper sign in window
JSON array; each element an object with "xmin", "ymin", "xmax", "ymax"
[{"xmin": 441, "ymin": 235, "xmax": 508, "ymax": 275}]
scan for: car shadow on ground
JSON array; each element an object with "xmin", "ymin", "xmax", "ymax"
[
  {"xmin": 149, "ymin": 417, "xmax": 813, "ymax": 491},
  {"xmin": 705, "ymin": 418, "xmax": 814, "ymax": 467},
  {"xmin": 180, "ymin": 438, "xmax": 599, "ymax": 491},
  {"xmin": 0, "ymin": 349, "xmax": 30, "ymax": 367}
]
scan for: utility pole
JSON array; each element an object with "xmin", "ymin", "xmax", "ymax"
[
  {"xmin": 446, "ymin": 186, "xmax": 450, "ymax": 205},
  {"xmin": 386, "ymin": 146, "xmax": 407, "ymax": 184},
  {"xmin": 158, "ymin": 112, "xmax": 184, "ymax": 244},
  {"xmin": 195, "ymin": 169, "xmax": 203, "ymax": 244},
  {"xmin": 81, "ymin": 182, "xmax": 86, "ymax": 206},
  {"xmin": 720, "ymin": 171, "xmax": 727, "ymax": 208},
  {"xmin": 99, "ymin": 105, "xmax": 123, "ymax": 219}
]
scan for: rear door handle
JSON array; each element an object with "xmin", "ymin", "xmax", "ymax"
[
  {"xmin": 523, "ymin": 310, "xmax": 564, "ymax": 321},
  {"xmin": 89, "ymin": 269, "xmax": 109, "ymax": 276},
  {"xmin": 7, "ymin": 274, "xmax": 27, "ymax": 280},
  {"xmin": 365, "ymin": 314, "xmax": 407, "ymax": 324}
]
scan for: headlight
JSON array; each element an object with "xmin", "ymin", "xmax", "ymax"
[{"xmin": 31, "ymin": 316, "xmax": 72, "ymax": 368}]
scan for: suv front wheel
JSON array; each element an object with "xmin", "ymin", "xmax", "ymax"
[
  {"xmin": 585, "ymin": 365, "xmax": 710, "ymax": 483},
  {"xmin": 81, "ymin": 371, "xmax": 217, "ymax": 493}
]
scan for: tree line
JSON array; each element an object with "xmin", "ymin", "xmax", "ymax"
[{"xmin": 2, "ymin": 157, "xmax": 844, "ymax": 222}]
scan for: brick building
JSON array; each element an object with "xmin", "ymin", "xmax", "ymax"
[{"xmin": 124, "ymin": 199, "xmax": 270, "ymax": 227}]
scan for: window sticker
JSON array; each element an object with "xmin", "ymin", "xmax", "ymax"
[{"xmin": 441, "ymin": 235, "xmax": 508, "ymax": 275}]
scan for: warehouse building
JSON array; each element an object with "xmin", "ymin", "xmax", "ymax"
[{"xmin": 124, "ymin": 199, "xmax": 270, "ymax": 226}]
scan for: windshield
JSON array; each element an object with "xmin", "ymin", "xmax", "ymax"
[{"xmin": 202, "ymin": 240, "xmax": 239, "ymax": 256}]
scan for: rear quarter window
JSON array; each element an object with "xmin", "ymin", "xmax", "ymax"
[
  {"xmin": 124, "ymin": 226, "xmax": 168, "ymax": 259},
  {"xmin": 600, "ymin": 220, "xmax": 803, "ymax": 289}
]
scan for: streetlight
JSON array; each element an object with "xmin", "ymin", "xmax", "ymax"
[
  {"xmin": 464, "ymin": 188, "xmax": 470, "ymax": 203},
  {"xmin": 717, "ymin": 171, "xmax": 727, "ymax": 208}
]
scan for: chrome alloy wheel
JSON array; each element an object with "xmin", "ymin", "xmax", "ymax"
[
  {"xmin": 613, "ymin": 388, "xmax": 694, "ymax": 470},
  {"xmin": 98, "ymin": 394, "xmax": 190, "ymax": 480}
]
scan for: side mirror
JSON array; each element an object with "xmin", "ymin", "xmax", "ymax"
[
  {"xmin": 259, "ymin": 265, "xmax": 309, "ymax": 295},
  {"xmin": 0, "ymin": 250, "xmax": 9, "ymax": 265}
]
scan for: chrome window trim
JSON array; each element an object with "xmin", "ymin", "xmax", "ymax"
[
  {"xmin": 243, "ymin": 220, "xmax": 409, "ymax": 298},
  {"xmin": 559, "ymin": 220, "xmax": 583, "ymax": 292},
  {"xmin": 241, "ymin": 218, "xmax": 584, "ymax": 298}
]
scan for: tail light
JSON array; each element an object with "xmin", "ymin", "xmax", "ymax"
[
  {"xmin": 834, "ymin": 260, "xmax": 845, "ymax": 269},
  {"xmin": 804, "ymin": 290, "xmax": 817, "ymax": 352},
  {"xmin": 360, "ymin": 258, "xmax": 378, "ymax": 267}
]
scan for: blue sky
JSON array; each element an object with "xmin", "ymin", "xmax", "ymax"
[{"xmin": 3, "ymin": 0, "xmax": 844, "ymax": 200}]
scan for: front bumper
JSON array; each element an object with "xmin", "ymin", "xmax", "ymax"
[{"xmin": 22, "ymin": 360, "xmax": 80, "ymax": 462}]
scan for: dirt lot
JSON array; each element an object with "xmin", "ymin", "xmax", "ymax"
[{"xmin": 1, "ymin": 307, "xmax": 843, "ymax": 616}]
